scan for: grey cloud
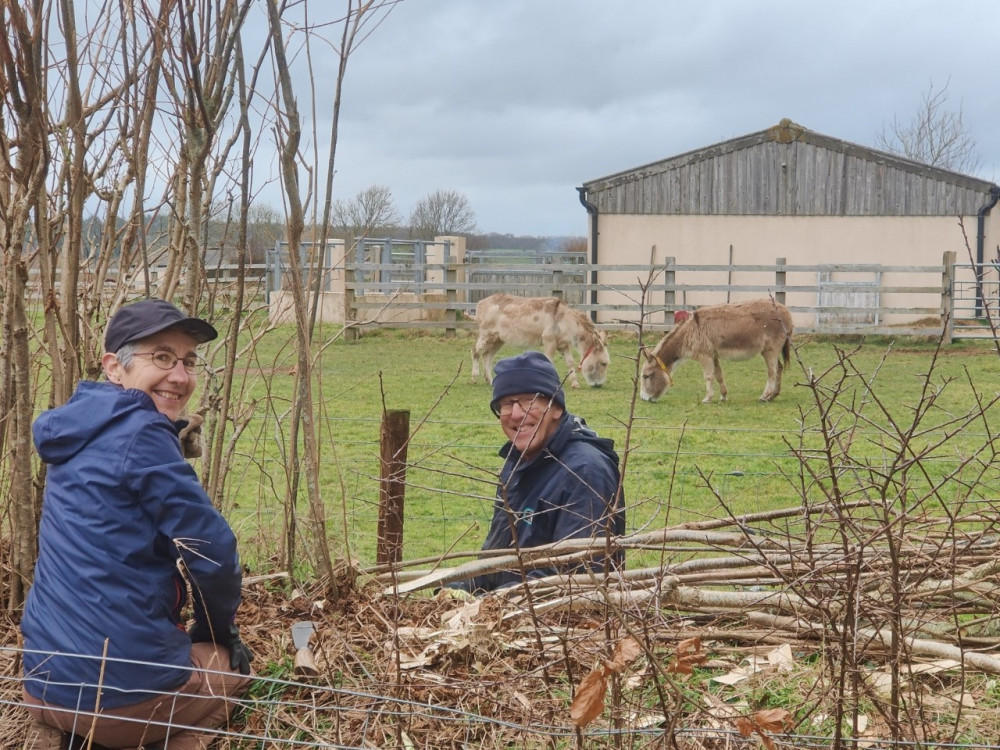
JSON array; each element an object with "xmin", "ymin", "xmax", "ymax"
[{"xmin": 272, "ymin": 0, "xmax": 1000, "ymax": 235}]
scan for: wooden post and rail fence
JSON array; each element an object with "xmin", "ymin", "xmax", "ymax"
[
  {"xmin": 334, "ymin": 250, "xmax": 997, "ymax": 342},
  {"xmin": 25, "ymin": 249, "xmax": 1000, "ymax": 341}
]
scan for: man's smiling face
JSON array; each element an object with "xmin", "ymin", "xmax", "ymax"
[
  {"xmin": 497, "ymin": 393, "xmax": 564, "ymax": 460},
  {"xmin": 103, "ymin": 328, "xmax": 199, "ymax": 421}
]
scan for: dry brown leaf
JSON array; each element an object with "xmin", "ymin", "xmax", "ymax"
[
  {"xmin": 677, "ymin": 636, "xmax": 702, "ymax": 656},
  {"xmin": 753, "ymin": 708, "xmax": 793, "ymax": 732},
  {"xmin": 607, "ymin": 636, "xmax": 643, "ymax": 673},
  {"xmin": 666, "ymin": 658, "xmax": 694, "ymax": 675},
  {"xmin": 569, "ymin": 668, "xmax": 608, "ymax": 728},
  {"xmin": 734, "ymin": 717, "xmax": 754, "ymax": 737},
  {"xmin": 666, "ymin": 636, "xmax": 708, "ymax": 674},
  {"xmin": 733, "ymin": 708, "xmax": 792, "ymax": 747}
]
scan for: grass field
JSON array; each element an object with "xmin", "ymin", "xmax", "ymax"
[
  {"xmin": 214, "ymin": 324, "xmax": 1000, "ymax": 576},
  {"xmin": 11, "ymin": 323, "xmax": 1000, "ymax": 747}
]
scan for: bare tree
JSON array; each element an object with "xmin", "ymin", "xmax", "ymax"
[
  {"xmin": 333, "ymin": 184, "xmax": 402, "ymax": 246},
  {"xmin": 409, "ymin": 188, "xmax": 477, "ymax": 239},
  {"xmin": 0, "ymin": 0, "xmax": 51, "ymax": 607},
  {"xmin": 875, "ymin": 78, "xmax": 982, "ymax": 174},
  {"xmin": 0, "ymin": 0, "xmax": 401, "ymax": 609},
  {"xmin": 156, "ymin": 0, "xmax": 253, "ymax": 312},
  {"xmin": 265, "ymin": 0, "xmax": 399, "ymax": 591}
]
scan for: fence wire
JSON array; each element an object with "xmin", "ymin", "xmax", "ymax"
[{"xmin": 5, "ymin": 640, "xmax": 1000, "ymax": 750}]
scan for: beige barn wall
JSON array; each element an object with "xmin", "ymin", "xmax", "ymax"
[{"xmin": 592, "ymin": 214, "xmax": 999, "ymax": 327}]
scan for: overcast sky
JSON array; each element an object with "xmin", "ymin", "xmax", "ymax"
[{"xmin": 278, "ymin": 0, "xmax": 1000, "ymax": 237}]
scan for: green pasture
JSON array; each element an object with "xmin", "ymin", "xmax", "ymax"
[{"xmin": 211, "ymin": 324, "xmax": 1000, "ymax": 574}]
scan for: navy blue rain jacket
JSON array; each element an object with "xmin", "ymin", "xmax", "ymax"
[
  {"xmin": 21, "ymin": 381, "xmax": 242, "ymax": 709},
  {"xmin": 461, "ymin": 411, "xmax": 624, "ymax": 592}
]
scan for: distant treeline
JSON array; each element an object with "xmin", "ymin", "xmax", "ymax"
[
  {"xmin": 465, "ymin": 233, "xmax": 586, "ymax": 252},
  {"xmin": 64, "ymin": 214, "xmax": 585, "ymax": 267}
]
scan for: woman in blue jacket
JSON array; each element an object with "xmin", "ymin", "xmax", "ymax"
[
  {"xmin": 454, "ymin": 350, "xmax": 625, "ymax": 593},
  {"xmin": 21, "ymin": 299, "xmax": 252, "ymax": 750}
]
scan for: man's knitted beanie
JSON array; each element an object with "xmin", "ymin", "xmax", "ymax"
[{"xmin": 490, "ymin": 351, "xmax": 566, "ymax": 413}]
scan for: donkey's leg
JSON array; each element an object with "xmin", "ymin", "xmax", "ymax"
[
  {"xmin": 470, "ymin": 339, "xmax": 484, "ymax": 383},
  {"xmin": 475, "ymin": 335, "xmax": 503, "ymax": 385},
  {"xmin": 760, "ymin": 352, "xmax": 779, "ymax": 401},
  {"xmin": 713, "ymin": 357, "xmax": 728, "ymax": 402},
  {"xmin": 697, "ymin": 356, "xmax": 716, "ymax": 403},
  {"xmin": 558, "ymin": 345, "xmax": 582, "ymax": 388},
  {"xmin": 471, "ymin": 333, "xmax": 493, "ymax": 383},
  {"xmin": 545, "ymin": 338, "xmax": 580, "ymax": 388}
]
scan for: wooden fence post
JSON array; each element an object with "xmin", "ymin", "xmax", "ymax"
[
  {"xmin": 343, "ymin": 266, "xmax": 358, "ymax": 342},
  {"xmin": 445, "ymin": 255, "xmax": 458, "ymax": 338},
  {"xmin": 727, "ymin": 244, "xmax": 734, "ymax": 303},
  {"xmin": 942, "ymin": 250, "xmax": 955, "ymax": 344},
  {"xmin": 377, "ymin": 409, "xmax": 410, "ymax": 566},
  {"xmin": 775, "ymin": 257, "xmax": 787, "ymax": 306},
  {"xmin": 551, "ymin": 268, "xmax": 564, "ymax": 300},
  {"xmin": 664, "ymin": 257, "xmax": 675, "ymax": 326}
]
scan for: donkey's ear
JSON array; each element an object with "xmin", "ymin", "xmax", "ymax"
[{"xmin": 640, "ymin": 346, "xmax": 654, "ymax": 362}]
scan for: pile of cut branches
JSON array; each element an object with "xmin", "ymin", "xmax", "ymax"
[{"xmin": 6, "ymin": 506, "xmax": 1000, "ymax": 749}]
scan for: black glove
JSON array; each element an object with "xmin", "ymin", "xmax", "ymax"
[{"xmin": 227, "ymin": 623, "xmax": 253, "ymax": 675}]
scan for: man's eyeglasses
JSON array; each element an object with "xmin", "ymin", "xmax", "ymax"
[
  {"xmin": 134, "ymin": 350, "xmax": 203, "ymax": 375},
  {"xmin": 493, "ymin": 393, "xmax": 550, "ymax": 417}
]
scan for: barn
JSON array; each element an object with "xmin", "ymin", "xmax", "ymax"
[{"xmin": 578, "ymin": 119, "xmax": 1000, "ymax": 329}]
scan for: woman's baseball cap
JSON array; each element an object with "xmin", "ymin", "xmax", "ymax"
[{"xmin": 104, "ymin": 299, "xmax": 218, "ymax": 353}]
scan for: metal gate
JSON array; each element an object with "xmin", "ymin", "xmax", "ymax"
[
  {"xmin": 952, "ymin": 263, "xmax": 1000, "ymax": 319},
  {"xmin": 348, "ymin": 238, "xmax": 449, "ymax": 295},
  {"xmin": 465, "ymin": 249, "xmax": 587, "ymax": 305}
]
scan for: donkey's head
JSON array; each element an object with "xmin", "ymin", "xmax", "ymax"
[
  {"xmin": 578, "ymin": 332, "xmax": 610, "ymax": 387},
  {"xmin": 639, "ymin": 344, "xmax": 674, "ymax": 402}
]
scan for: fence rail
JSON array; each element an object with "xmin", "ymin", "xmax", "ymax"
[
  {"xmin": 24, "ymin": 251, "xmax": 1000, "ymax": 342},
  {"xmin": 340, "ymin": 251, "xmax": 996, "ymax": 341}
]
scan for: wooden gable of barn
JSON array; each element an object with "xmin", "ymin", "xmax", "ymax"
[{"xmin": 582, "ymin": 119, "xmax": 996, "ymax": 217}]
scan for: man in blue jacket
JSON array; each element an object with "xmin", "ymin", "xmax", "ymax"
[
  {"xmin": 454, "ymin": 350, "xmax": 625, "ymax": 593},
  {"xmin": 21, "ymin": 299, "xmax": 252, "ymax": 750}
]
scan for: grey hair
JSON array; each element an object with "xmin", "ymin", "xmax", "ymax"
[{"xmin": 109, "ymin": 342, "xmax": 139, "ymax": 376}]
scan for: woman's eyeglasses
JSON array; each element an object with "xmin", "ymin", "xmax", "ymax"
[{"xmin": 134, "ymin": 350, "xmax": 203, "ymax": 375}]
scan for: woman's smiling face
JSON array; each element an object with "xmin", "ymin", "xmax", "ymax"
[{"xmin": 103, "ymin": 328, "xmax": 199, "ymax": 421}]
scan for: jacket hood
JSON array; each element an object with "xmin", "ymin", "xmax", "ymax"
[
  {"xmin": 500, "ymin": 410, "xmax": 619, "ymax": 466},
  {"xmin": 33, "ymin": 381, "xmax": 170, "ymax": 465}
]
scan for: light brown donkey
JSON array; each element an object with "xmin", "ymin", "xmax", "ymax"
[
  {"xmin": 471, "ymin": 293, "xmax": 610, "ymax": 389},
  {"xmin": 641, "ymin": 298, "xmax": 792, "ymax": 403}
]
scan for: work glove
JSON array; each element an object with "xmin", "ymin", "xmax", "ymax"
[
  {"xmin": 178, "ymin": 414, "xmax": 204, "ymax": 458},
  {"xmin": 227, "ymin": 623, "xmax": 253, "ymax": 675}
]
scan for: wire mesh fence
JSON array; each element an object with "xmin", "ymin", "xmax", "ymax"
[{"xmin": 6, "ymin": 643, "xmax": 1000, "ymax": 749}]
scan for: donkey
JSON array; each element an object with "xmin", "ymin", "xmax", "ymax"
[
  {"xmin": 471, "ymin": 293, "xmax": 610, "ymax": 389},
  {"xmin": 641, "ymin": 298, "xmax": 793, "ymax": 403}
]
